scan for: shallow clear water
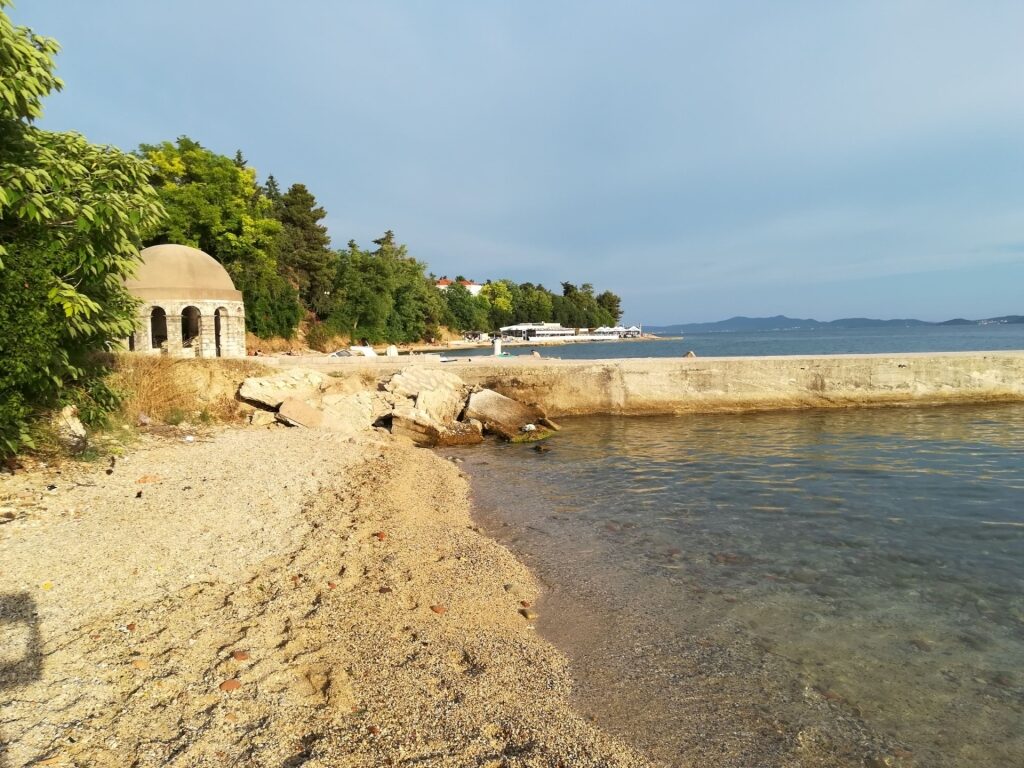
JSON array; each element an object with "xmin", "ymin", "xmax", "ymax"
[
  {"xmin": 457, "ymin": 404, "xmax": 1024, "ymax": 767},
  {"xmin": 444, "ymin": 323, "xmax": 1024, "ymax": 359}
]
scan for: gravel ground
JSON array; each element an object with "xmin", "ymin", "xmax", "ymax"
[{"xmin": 0, "ymin": 426, "xmax": 650, "ymax": 767}]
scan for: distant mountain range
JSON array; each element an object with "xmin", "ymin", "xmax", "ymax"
[{"xmin": 648, "ymin": 314, "xmax": 1024, "ymax": 334}]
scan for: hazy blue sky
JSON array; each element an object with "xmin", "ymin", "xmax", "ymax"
[{"xmin": 14, "ymin": 1, "xmax": 1024, "ymax": 324}]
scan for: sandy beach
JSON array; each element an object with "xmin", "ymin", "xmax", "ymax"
[{"xmin": 0, "ymin": 427, "xmax": 648, "ymax": 767}]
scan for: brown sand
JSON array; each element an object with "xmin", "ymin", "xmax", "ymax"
[{"xmin": 0, "ymin": 427, "xmax": 650, "ymax": 767}]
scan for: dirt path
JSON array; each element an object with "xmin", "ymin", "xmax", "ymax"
[{"xmin": 0, "ymin": 427, "xmax": 649, "ymax": 767}]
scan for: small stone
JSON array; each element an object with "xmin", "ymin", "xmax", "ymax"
[
  {"xmin": 519, "ymin": 608, "xmax": 538, "ymax": 620},
  {"xmin": 131, "ymin": 658, "xmax": 150, "ymax": 670},
  {"xmin": 126, "ymin": 622, "xmax": 137, "ymax": 632},
  {"xmin": 379, "ymin": 586, "xmax": 393, "ymax": 594},
  {"xmin": 368, "ymin": 725, "xmax": 380, "ymax": 736},
  {"xmin": 135, "ymin": 490, "xmax": 143, "ymax": 499},
  {"xmin": 231, "ymin": 650, "xmax": 250, "ymax": 662},
  {"xmin": 519, "ymin": 600, "xmax": 531, "ymax": 608},
  {"xmin": 373, "ymin": 531, "xmax": 387, "ymax": 541},
  {"xmin": 219, "ymin": 678, "xmax": 242, "ymax": 692},
  {"xmin": 224, "ymin": 713, "xmax": 239, "ymax": 723},
  {"xmin": 429, "ymin": 605, "xmax": 447, "ymax": 614},
  {"xmin": 327, "ymin": 581, "xmax": 337, "ymax": 589},
  {"xmin": 136, "ymin": 475, "xmax": 161, "ymax": 484}
]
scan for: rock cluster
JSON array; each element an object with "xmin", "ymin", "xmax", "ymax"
[{"xmin": 238, "ymin": 367, "xmax": 555, "ymax": 447}]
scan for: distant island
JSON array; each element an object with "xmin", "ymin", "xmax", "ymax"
[{"xmin": 649, "ymin": 314, "xmax": 1024, "ymax": 334}]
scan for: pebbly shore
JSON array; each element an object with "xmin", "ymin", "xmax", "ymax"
[{"xmin": 0, "ymin": 427, "xmax": 649, "ymax": 767}]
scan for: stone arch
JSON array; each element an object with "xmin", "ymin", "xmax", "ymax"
[
  {"xmin": 150, "ymin": 306, "xmax": 168, "ymax": 349},
  {"xmin": 181, "ymin": 306, "xmax": 201, "ymax": 348},
  {"xmin": 214, "ymin": 307, "xmax": 228, "ymax": 358}
]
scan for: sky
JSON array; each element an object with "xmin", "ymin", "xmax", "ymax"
[{"xmin": 12, "ymin": 1, "xmax": 1024, "ymax": 325}]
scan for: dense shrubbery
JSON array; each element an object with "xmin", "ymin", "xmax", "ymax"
[{"xmin": 0, "ymin": 2, "xmax": 164, "ymax": 455}]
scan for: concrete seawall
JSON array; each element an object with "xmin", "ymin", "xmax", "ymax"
[{"xmin": 274, "ymin": 351, "xmax": 1024, "ymax": 416}]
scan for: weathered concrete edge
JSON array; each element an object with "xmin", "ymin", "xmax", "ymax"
[
  {"xmin": 291, "ymin": 351, "xmax": 1024, "ymax": 417},
  {"xmin": 460, "ymin": 352, "xmax": 1024, "ymax": 417}
]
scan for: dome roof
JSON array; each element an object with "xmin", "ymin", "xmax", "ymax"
[{"xmin": 126, "ymin": 244, "xmax": 243, "ymax": 302}]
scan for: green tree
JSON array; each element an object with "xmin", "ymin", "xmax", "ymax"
[
  {"xmin": 442, "ymin": 282, "xmax": 489, "ymax": 332},
  {"xmin": 137, "ymin": 137, "xmax": 301, "ymax": 338},
  {"xmin": 480, "ymin": 279, "xmax": 515, "ymax": 329},
  {"xmin": 596, "ymin": 289, "xmax": 623, "ymax": 323},
  {"xmin": 0, "ymin": 1, "xmax": 165, "ymax": 454},
  {"xmin": 275, "ymin": 183, "xmax": 334, "ymax": 315},
  {"xmin": 325, "ymin": 233, "xmax": 445, "ymax": 343}
]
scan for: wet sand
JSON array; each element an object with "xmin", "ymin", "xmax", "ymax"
[{"xmin": 0, "ymin": 427, "xmax": 647, "ymax": 767}]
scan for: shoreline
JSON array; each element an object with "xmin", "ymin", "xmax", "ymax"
[{"xmin": 0, "ymin": 427, "xmax": 649, "ymax": 767}]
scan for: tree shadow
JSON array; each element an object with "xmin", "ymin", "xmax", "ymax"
[{"xmin": 0, "ymin": 592, "xmax": 43, "ymax": 768}]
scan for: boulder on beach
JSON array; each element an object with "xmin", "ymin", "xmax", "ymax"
[
  {"xmin": 239, "ymin": 368, "xmax": 326, "ymax": 409},
  {"xmin": 385, "ymin": 367, "xmax": 468, "ymax": 424},
  {"xmin": 391, "ymin": 405, "xmax": 483, "ymax": 447},
  {"xmin": 464, "ymin": 388, "xmax": 550, "ymax": 441},
  {"xmin": 276, "ymin": 391, "xmax": 392, "ymax": 434}
]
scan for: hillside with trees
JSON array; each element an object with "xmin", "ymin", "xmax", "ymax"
[{"xmin": 137, "ymin": 137, "xmax": 624, "ymax": 346}]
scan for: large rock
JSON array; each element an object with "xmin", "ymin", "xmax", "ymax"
[
  {"xmin": 52, "ymin": 405, "xmax": 87, "ymax": 453},
  {"xmin": 385, "ymin": 368, "xmax": 467, "ymax": 425},
  {"xmin": 276, "ymin": 391, "xmax": 391, "ymax": 434},
  {"xmin": 239, "ymin": 369, "xmax": 326, "ymax": 409},
  {"xmin": 464, "ymin": 389, "xmax": 547, "ymax": 441},
  {"xmin": 275, "ymin": 398, "xmax": 325, "ymax": 428},
  {"xmin": 391, "ymin": 405, "xmax": 483, "ymax": 448},
  {"xmin": 321, "ymin": 391, "xmax": 393, "ymax": 432}
]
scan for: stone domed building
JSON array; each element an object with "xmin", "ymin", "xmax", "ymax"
[{"xmin": 125, "ymin": 244, "xmax": 246, "ymax": 358}]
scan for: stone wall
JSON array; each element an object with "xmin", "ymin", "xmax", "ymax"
[
  {"xmin": 271, "ymin": 351, "xmax": 1024, "ymax": 416},
  {"xmin": 128, "ymin": 299, "xmax": 246, "ymax": 358}
]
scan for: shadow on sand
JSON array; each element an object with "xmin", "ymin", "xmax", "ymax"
[{"xmin": 0, "ymin": 593, "xmax": 43, "ymax": 768}]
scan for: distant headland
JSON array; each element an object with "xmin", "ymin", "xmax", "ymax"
[{"xmin": 650, "ymin": 314, "xmax": 1024, "ymax": 334}]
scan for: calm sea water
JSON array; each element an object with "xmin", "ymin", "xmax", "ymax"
[
  {"xmin": 444, "ymin": 323, "xmax": 1024, "ymax": 359},
  {"xmin": 457, "ymin": 405, "xmax": 1024, "ymax": 767}
]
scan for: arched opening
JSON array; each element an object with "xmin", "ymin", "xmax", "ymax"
[
  {"xmin": 150, "ymin": 307, "xmax": 167, "ymax": 349},
  {"xmin": 181, "ymin": 306, "xmax": 201, "ymax": 348},
  {"xmin": 215, "ymin": 307, "xmax": 227, "ymax": 357}
]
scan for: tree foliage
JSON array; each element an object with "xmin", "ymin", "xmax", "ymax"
[
  {"xmin": 137, "ymin": 137, "xmax": 301, "ymax": 338},
  {"xmin": 324, "ymin": 233, "xmax": 446, "ymax": 344},
  {"xmin": 437, "ymin": 277, "xmax": 622, "ymax": 333},
  {"xmin": 276, "ymin": 183, "xmax": 333, "ymax": 315},
  {"xmin": 0, "ymin": 1, "xmax": 165, "ymax": 455}
]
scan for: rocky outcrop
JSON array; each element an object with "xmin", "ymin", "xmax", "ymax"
[
  {"xmin": 239, "ymin": 368, "xmax": 326, "ymax": 409},
  {"xmin": 385, "ymin": 368, "xmax": 467, "ymax": 424},
  {"xmin": 237, "ymin": 366, "xmax": 549, "ymax": 446},
  {"xmin": 391, "ymin": 405, "xmax": 483, "ymax": 447},
  {"xmin": 464, "ymin": 389, "xmax": 551, "ymax": 441}
]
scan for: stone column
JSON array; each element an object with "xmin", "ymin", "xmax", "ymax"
[
  {"xmin": 198, "ymin": 309, "xmax": 216, "ymax": 358},
  {"xmin": 135, "ymin": 306, "xmax": 152, "ymax": 353},
  {"xmin": 164, "ymin": 303, "xmax": 183, "ymax": 357}
]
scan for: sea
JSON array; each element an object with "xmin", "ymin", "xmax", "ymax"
[
  {"xmin": 444, "ymin": 322, "xmax": 1024, "ymax": 359},
  {"xmin": 451, "ymin": 325, "xmax": 1024, "ymax": 767}
]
